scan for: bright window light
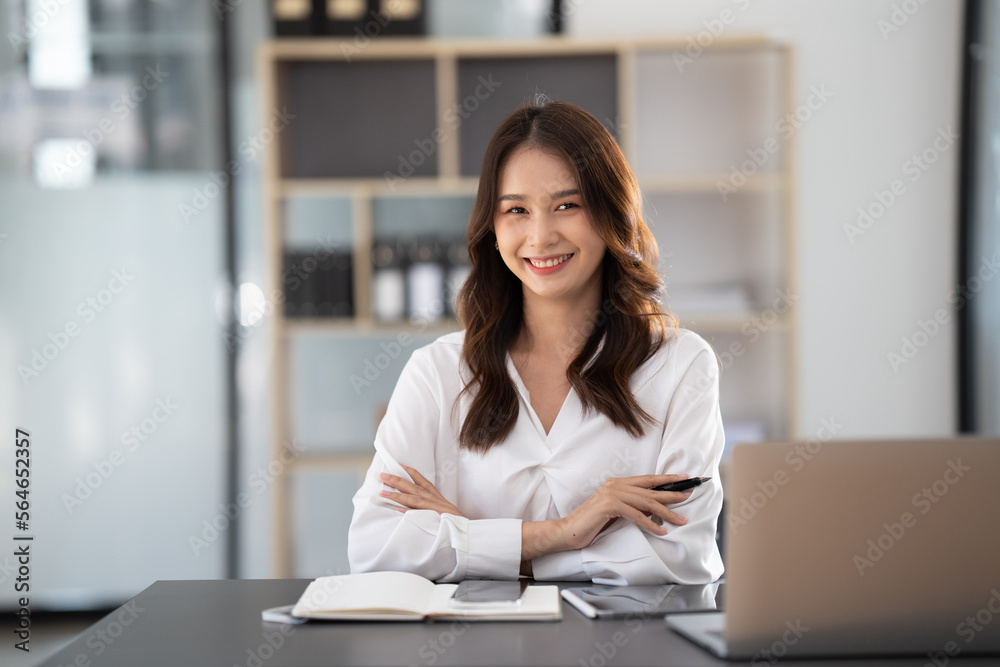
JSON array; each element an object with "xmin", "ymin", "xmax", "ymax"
[
  {"xmin": 33, "ymin": 138, "xmax": 95, "ymax": 188},
  {"xmin": 238, "ymin": 282, "xmax": 267, "ymax": 327},
  {"xmin": 27, "ymin": 0, "xmax": 91, "ymax": 90}
]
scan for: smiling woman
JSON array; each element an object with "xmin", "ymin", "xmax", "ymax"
[
  {"xmin": 495, "ymin": 147, "xmax": 606, "ymax": 308},
  {"xmin": 348, "ymin": 100, "xmax": 726, "ymax": 586}
]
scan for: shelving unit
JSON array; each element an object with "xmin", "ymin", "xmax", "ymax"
[{"xmin": 260, "ymin": 36, "xmax": 797, "ymax": 578}]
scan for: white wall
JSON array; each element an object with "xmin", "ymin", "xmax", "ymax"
[{"xmin": 568, "ymin": 0, "xmax": 962, "ymax": 439}]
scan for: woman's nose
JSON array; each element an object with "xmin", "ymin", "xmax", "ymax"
[{"xmin": 525, "ymin": 212, "xmax": 558, "ymax": 248}]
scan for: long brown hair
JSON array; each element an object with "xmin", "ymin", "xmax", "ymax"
[{"xmin": 456, "ymin": 100, "xmax": 676, "ymax": 452}]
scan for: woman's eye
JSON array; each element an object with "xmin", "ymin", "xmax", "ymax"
[{"xmin": 501, "ymin": 203, "xmax": 577, "ymax": 214}]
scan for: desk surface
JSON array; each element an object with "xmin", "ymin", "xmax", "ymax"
[{"xmin": 37, "ymin": 579, "xmax": 1000, "ymax": 667}]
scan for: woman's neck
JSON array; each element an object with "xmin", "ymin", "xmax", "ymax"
[{"xmin": 514, "ymin": 287, "xmax": 602, "ymax": 363}]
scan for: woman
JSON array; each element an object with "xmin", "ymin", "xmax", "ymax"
[{"xmin": 348, "ymin": 100, "xmax": 724, "ymax": 585}]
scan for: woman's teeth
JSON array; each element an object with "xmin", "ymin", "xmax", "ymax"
[{"xmin": 529, "ymin": 253, "xmax": 572, "ymax": 268}]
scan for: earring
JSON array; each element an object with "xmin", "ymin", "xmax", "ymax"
[{"xmin": 495, "ymin": 241, "xmax": 499, "ymax": 250}]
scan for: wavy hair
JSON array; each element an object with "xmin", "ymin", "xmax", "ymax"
[{"xmin": 456, "ymin": 101, "xmax": 676, "ymax": 452}]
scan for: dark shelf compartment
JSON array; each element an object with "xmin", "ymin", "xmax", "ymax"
[
  {"xmin": 279, "ymin": 59, "xmax": 438, "ymax": 179},
  {"xmin": 456, "ymin": 54, "xmax": 619, "ymax": 176}
]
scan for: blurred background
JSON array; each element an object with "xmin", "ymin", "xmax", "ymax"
[{"xmin": 0, "ymin": 0, "xmax": 997, "ymax": 662}]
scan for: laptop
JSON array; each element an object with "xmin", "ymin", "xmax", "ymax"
[{"xmin": 667, "ymin": 437, "xmax": 1000, "ymax": 660}]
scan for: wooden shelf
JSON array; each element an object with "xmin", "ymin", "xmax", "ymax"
[
  {"xmin": 639, "ymin": 172, "xmax": 786, "ymax": 193},
  {"xmin": 262, "ymin": 36, "xmax": 784, "ymax": 61},
  {"xmin": 277, "ymin": 177, "xmax": 479, "ymax": 198},
  {"xmin": 284, "ymin": 317, "xmax": 461, "ymax": 337},
  {"xmin": 282, "ymin": 313, "xmax": 787, "ymax": 337},
  {"xmin": 675, "ymin": 311, "xmax": 792, "ymax": 334},
  {"xmin": 288, "ymin": 452, "xmax": 375, "ymax": 471},
  {"xmin": 276, "ymin": 173, "xmax": 785, "ymax": 198},
  {"xmin": 261, "ymin": 35, "xmax": 797, "ymax": 578}
]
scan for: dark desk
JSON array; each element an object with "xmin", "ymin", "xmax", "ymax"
[{"xmin": 38, "ymin": 579, "xmax": 1000, "ymax": 666}]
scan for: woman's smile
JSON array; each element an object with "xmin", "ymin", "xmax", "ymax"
[{"xmin": 525, "ymin": 253, "xmax": 574, "ymax": 272}]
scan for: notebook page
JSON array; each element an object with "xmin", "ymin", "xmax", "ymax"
[{"xmin": 292, "ymin": 571, "xmax": 437, "ymax": 617}]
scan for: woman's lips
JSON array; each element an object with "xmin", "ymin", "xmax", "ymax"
[{"xmin": 524, "ymin": 253, "xmax": 573, "ymax": 274}]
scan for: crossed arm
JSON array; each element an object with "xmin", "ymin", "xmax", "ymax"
[{"xmin": 378, "ymin": 464, "xmax": 693, "ymax": 573}]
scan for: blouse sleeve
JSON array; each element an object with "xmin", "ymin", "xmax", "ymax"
[
  {"xmin": 531, "ymin": 337, "xmax": 726, "ymax": 585},
  {"xmin": 347, "ymin": 348, "xmax": 523, "ymax": 582}
]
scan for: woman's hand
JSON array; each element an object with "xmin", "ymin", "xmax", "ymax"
[
  {"xmin": 379, "ymin": 465, "xmax": 466, "ymax": 518},
  {"xmin": 562, "ymin": 474, "xmax": 691, "ymax": 547},
  {"xmin": 521, "ymin": 474, "xmax": 692, "ymax": 560}
]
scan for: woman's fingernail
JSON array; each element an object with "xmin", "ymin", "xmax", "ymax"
[
  {"xmin": 379, "ymin": 473, "xmax": 389, "ymax": 481},
  {"xmin": 379, "ymin": 490, "xmax": 389, "ymax": 497}
]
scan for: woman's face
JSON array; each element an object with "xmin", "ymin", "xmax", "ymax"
[{"xmin": 493, "ymin": 146, "xmax": 607, "ymax": 305}]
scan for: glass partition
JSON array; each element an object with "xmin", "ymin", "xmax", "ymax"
[{"xmin": 0, "ymin": 0, "xmax": 228, "ymax": 609}]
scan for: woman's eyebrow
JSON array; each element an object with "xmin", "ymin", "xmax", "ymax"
[
  {"xmin": 551, "ymin": 188, "xmax": 580, "ymax": 199},
  {"xmin": 497, "ymin": 189, "xmax": 580, "ymax": 203}
]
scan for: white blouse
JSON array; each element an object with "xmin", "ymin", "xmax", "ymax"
[{"xmin": 348, "ymin": 328, "xmax": 725, "ymax": 586}]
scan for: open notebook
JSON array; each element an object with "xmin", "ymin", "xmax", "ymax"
[{"xmin": 290, "ymin": 571, "xmax": 562, "ymax": 622}]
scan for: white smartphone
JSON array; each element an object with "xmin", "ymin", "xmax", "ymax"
[{"xmin": 450, "ymin": 580, "xmax": 526, "ymax": 606}]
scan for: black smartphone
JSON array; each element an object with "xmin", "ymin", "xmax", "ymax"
[
  {"xmin": 561, "ymin": 582, "xmax": 723, "ymax": 619},
  {"xmin": 451, "ymin": 580, "xmax": 526, "ymax": 606}
]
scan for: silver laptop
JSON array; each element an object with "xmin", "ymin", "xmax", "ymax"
[{"xmin": 668, "ymin": 437, "xmax": 1000, "ymax": 659}]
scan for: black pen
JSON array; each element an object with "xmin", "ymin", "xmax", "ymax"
[{"xmin": 651, "ymin": 476, "xmax": 711, "ymax": 492}]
